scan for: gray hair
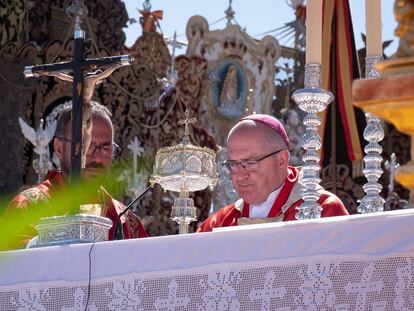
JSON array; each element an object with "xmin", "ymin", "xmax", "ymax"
[{"xmin": 55, "ymin": 101, "xmax": 112, "ymax": 137}]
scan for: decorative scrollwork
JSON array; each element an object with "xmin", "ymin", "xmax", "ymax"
[
  {"xmin": 130, "ymin": 32, "xmax": 171, "ymax": 78},
  {"xmin": 175, "ymin": 55, "xmax": 208, "ymax": 110}
]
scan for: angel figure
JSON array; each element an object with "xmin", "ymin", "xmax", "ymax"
[
  {"xmin": 39, "ymin": 65, "xmax": 120, "ymax": 168},
  {"xmin": 18, "ymin": 118, "xmax": 57, "ymax": 181}
]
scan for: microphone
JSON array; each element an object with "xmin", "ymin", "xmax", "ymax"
[{"xmin": 113, "ymin": 186, "xmax": 152, "ymax": 240}]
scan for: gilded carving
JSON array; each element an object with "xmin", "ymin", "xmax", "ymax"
[
  {"xmin": 394, "ymin": 0, "xmax": 414, "ymax": 57},
  {"xmin": 0, "ymin": 0, "xmax": 26, "ymax": 45},
  {"xmin": 130, "ymin": 32, "xmax": 171, "ymax": 78}
]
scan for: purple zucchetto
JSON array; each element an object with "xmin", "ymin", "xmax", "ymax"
[{"xmin": 241, "ymin": 114, "xmax": 290, "ymax": 149}]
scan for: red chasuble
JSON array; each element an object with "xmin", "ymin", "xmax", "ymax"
[
  {"xmin": 197, "ymin": 166, "xmax": 349, "ymax": 232},
  {"xmin": 7, "ymin": 170, "xmax": 148, "ymax": 248}
]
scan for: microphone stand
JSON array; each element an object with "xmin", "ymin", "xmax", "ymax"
[{"xmin": 113, "ymin": 186, "xmax": 152, "ymax": 240}]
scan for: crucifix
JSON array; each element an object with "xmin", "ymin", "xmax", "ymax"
[
  {"xmin": 23, "ymin": 0, "xmax": 133, "ymax": 180},
  {"xmin": 384, "ymin": 153, "xmax": 399, "ymax": 197},
  {"xmin": 178, "ymin": 109, "xmax": 197, "ymax": 144},
  {"xmin": 127, "ymin": 136, "xmax": 144, "ymax": 186},
  {"xmin": 166, "ymin": 31, "xmax": 185, "ymax": 83},
  {"xmin": 225, "ymin": 0, "xmax": 235, "ymax": 25},
  {"xmin": 384, "ymin": 152, "xmax": 400, "ymax": 211}
]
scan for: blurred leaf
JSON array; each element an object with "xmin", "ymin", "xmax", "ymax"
[{"xmin": 0, "ymin": 167, "xmax": 124, "ymax": 251}]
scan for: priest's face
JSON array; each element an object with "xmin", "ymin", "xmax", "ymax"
[
  {"xmin": 54, "ymin": 114, "xmax": 114, "ymax": 180},
  {"xmin": 227, "ymin": 121, "xmax": 289, "ymax": 205}
]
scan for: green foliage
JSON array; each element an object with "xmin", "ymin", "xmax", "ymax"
[
  {"xmin": 110, "ymin": 151, "xmax": 154, "ymax": 197},
  {"xmin": 0, "ymin": 172, "xmax": 120, "ymax": 251}
]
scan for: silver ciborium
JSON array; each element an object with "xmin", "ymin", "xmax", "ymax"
[{"xmin": 150, "ymin": 110, "xmax": 218, "ymax": 234}]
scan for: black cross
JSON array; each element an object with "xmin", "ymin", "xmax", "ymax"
[{"xmin": 23, "ymin": 0, "xmax": 132, "ymax": 180}]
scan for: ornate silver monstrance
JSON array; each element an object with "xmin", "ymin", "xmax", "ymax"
[{"xmin": 150, "ymin": 110, "xmax": 218, "ymax": 234}]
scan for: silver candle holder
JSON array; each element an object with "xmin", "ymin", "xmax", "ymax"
[
  {"xmin": 358, "ymin": 55, "xmax": 385, "ymax": 213},
  {"xmin": 291, "ymin": 63, "xmax": 334, "ymax": 219}
]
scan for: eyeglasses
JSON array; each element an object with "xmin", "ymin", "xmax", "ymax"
[
  {"xmin": 222, "ymin": 148, "xmax": 285, "ymax": 174},
  {"xmin": 57, "ymin": 137, "xmax": 118, "ymax": 158}
]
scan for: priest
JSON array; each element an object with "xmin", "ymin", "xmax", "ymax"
[
  {"xmin": 8, "ymin": 101, "xmax": 148, "ymax": 247},
  {"xmin": 197, "ymin": 114, "xmax": 349, "ymax": 232}
]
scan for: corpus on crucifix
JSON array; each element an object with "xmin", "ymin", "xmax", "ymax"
[
  {"xmin": 178, "ymin": 109, "xmax": 197, "ymax": 140},
  {"xmin": 23, "ymin": 0, "xmax": 133, "ymax": 180},
  {"xmin": 40, "ymin": 66, "xmax": 122, "ymax": 170}
]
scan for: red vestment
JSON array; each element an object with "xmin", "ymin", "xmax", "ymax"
[
  {"xmin": 197, "ymin": 166, "xmax": 349, "ymax": 232},
  {"xmin": 7, "ymin": 170, "xmax": 148, "ymax": 247}
]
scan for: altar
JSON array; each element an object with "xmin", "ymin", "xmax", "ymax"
[{"xmin": 1, "ymin": 209, "xmax": 413, "ymax": 310}]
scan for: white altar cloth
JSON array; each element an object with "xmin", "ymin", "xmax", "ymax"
[{"xmin": 1, "ymin": 209, "xmax": 414, "ymax": 310}]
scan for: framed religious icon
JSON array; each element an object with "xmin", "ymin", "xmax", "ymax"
[
  {"xmin": 210, "ymin": 58, "xmax": 248, "ymax": 120},
  {"xmin": 185, "ymin": 15, "xmax": 280, "ymax": 145}
]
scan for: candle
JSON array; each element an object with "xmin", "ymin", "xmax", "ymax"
[
  {"xmin": 305, "ymin": 0, "xmax": 322, "ymax": 64},
  {"xmin": 365, "ymin": 0, "xmax": 382, "ymax": 56}
]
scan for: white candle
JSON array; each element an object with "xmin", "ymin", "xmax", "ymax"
[
  {"xmin": 305, "ymin": 0, "xmax": 322, "ymax": 64},
  {"xmin": 365, "ymin": 0, "xmax": 382, "ymax": 56}
]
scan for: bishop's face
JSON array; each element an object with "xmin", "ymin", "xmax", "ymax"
[
  {"xmin": 54, "ymin": 115, "xmax": 113, "ymax": 180},
  {"xmin": 227, "ymin": 124, "xmax": 289, "ymax": 205}
]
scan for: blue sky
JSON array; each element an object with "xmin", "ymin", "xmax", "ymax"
[{"xmin": 122, "ymin": 0, "xmax": 398, "ymax": 57}]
